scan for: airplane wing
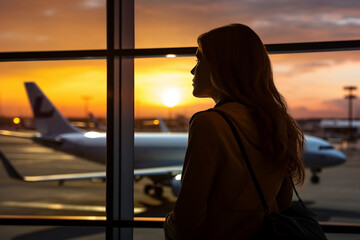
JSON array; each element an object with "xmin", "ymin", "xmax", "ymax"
[
  {"xmin": 0, "ymin": 130, "xmax": 34, "ymax": 139},
  {"xmin": 0, "ymin": 150, "xmax": 105, "ymax": 182},
  {"xmin": 18, "ymin": 172, "xmax": 106, "ymax": 182},
  {"xmin": 134, "ymin": 166, "xmax": 182, "ymax": 176},
  {"xmin": 0, "ymin": 150, "xmax": 181, "ymax": 183},
  {"xmin": 0, "ymin": 130, "xmax": 64, "ymax": 147}
]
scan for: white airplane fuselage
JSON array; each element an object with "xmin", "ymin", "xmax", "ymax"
[
  {"xmin": 33, "ymin": 131, "xmax": 346, "ymax": 171},
  {"xmin": 34, "ymin": 132, "xmax": 188, "ymax": 169}
]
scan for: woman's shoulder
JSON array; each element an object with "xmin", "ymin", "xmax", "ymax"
[{"xmin": 189, "ymin": 109, "xmax": 224, "ymax": 128}]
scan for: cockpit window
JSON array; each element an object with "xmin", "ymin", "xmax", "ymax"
[{"xmin": 319, "ymin": 146, "xmax": 334, "ymax": 150}]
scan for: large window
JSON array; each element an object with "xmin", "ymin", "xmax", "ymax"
[{"xmin": 1, "ymin": 0, "xmax": 360, "ymax": 239}]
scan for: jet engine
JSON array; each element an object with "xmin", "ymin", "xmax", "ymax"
[{"xmin": 171, "ymin": 174, "xmax": 182, "ymax": 196}]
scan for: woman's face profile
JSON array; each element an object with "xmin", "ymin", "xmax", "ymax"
[{"xmin": 191, "ymin": 49, "xmax": 214, "ymax": 98}]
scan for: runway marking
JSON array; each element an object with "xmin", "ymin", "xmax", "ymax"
[
  {"xmin": 7, "ymin": 153, "xmax": 75, "ymax": 160},
  {"xmin": 1, "ymin": 201, "xmax": 147, "ymax": 214},
  {"xmin": 134, "ymin": 207, "xmax": 147, "ymax": 214},
  {"xmin": 21, "ymin": 147, "xmax": 55, "ymax": 153},
  {"xmin": 1, "ymin": 201, "xmax": 106, "ymax": 212}
]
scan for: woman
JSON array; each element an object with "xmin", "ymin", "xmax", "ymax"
[{"xmin": 164, "ymin": 24, "xmax": 305, "ymax": 240}]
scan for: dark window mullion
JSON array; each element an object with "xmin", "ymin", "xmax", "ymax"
[
  {"xmin": 107, "ymin": 0, "xmax": 134, "ymax": 239},
  {"xmin": 106, "ymin": 0, "xmax": 115, "ymax": 239},
  {"xmin": 0, "ymin": 50, "xmax": 107, "ymax": 62},
  {"xmin": 1, "ymin": 40, "xmax": 359, "ymax": 62}
]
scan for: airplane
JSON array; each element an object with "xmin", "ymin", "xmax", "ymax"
[
  {"xmin": 89, "ymin": 112, "xmax": 106, "ymax": 131},
  {"xmin": 0, "ymin": 82, "xmax": 347, "ymax": 198},
  {"xmin": 89, "ymin": 112, "xmax": 170, "ymax": 133}
]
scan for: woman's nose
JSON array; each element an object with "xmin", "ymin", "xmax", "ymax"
[{"xmin": 191, "ymin": 66, "xmax": 196, "ymax": 75}]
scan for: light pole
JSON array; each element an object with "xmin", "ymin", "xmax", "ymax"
[
  {"xmin": 82, "ymin": 96, "xmax": 93, "ymax": 117},
  {"xmin": 82, "ymin": 96, "xmax": 93, "ymax": 128},
  {"xmin": 344, "ymin": 86, "xmax": 357, "ymax": 141}
]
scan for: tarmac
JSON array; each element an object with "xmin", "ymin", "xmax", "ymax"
[{"xmin": 0, "ymin": 135, "xmax": 359, "ymax": 239}]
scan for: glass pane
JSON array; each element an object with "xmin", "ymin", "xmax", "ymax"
[
  {"xmin": 134, "ymin": 52, "xmax": 360, "ymax": 225},
  {"xmin": 134, "ymin": 228, "xmax": 165, "ymax": 240},
  {"xmin": 271, "ymin": 51, "xmax": 360, "ymax": 223},
  {"xmin": 135, "ymin": 0, "xmax": 360, "ymax": 48},
  {"xmin": 0, "ymin": 60, "xmax": 107, "ymax": 216},
  {"xmin": 134, "ymin": 56, "xmax": 213, "ymax": 218},
  {"xmin": 0, "ymin": 0, "xmax": 106, "ymax": 52},
  {"xmin": 0, "ymin": 226, "xmax": 105, "ymax": 240},
  {"xmin": 271, "ymin": 52, "xmax": 360, "ymax": 120},
  {"xmin": 135, "ymin": 57, "xmax": 212, "ymax": 121}
]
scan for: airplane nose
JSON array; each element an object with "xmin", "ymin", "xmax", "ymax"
[{"xmin": 331, "ymin": 149, "xmax": 347, "ymax": 165}]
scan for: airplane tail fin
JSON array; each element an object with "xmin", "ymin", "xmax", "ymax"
[
  {"xmin": 157, "ymin": 116, "xmax": 170, "ymax": 133},
  {"xmin": 24, "ymin": 82, "xmax": 82, "ymax": 136}
]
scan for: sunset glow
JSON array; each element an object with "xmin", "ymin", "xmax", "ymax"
[
  {"xmin": 162, "ymin": 88, "xmax": 181, "ymax": 108},
  {"xmin": 0, "ymin": 0, "xmax": 359, "ymax": 120}
]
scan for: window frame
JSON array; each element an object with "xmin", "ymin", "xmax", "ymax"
[{"xmin": 1, "ymin": 0, "xmax": 360, "ymax": 239}]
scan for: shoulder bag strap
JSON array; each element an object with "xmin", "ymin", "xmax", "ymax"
[
  {"xmin": 210, "ymin": 109, "xmax": 303, "ymax": 211},
  {"xmin": 210, "ymin": 109, "xmax": 270, "ymax": 215}
]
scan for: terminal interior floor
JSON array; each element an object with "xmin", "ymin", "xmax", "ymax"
[{"xmin": 0, "ymin": 135, "xmax": 359, "ymax": 239}]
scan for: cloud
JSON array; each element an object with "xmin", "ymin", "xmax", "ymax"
[
  {"xmin": 0, "ymin": 0, "xmax": 106, "ymax": 51},
  {"xmin": 1, "ymin": 0, "xmax": 359, "ymax": 50},
  {"xmin": 81, "ymin": 0, "xmax": 105, "ymax": 9},
  {"xmin": 320, "ymin": 15, "xmax": 360, "ymax": 26},
  {"xmin": 271, "ymin": 51, "xmax": 360, "ymax": 80},
  {"xmin": 134, "ymin": 0, "xmax": 360, "ymax": 47},
  {"xmin": 289, "ymin": 97, "xmax": 360, "ymax": 119},
  {"xmin": 43, "ymin": 9, "xmax": 57, "ymax": 17},
  {"xmin": 289, "ymin": 105, "xmax": 345, "ymax": 119}
]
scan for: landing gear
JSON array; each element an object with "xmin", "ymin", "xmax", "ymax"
[
  {"xmin": 311, "ymin": 175, "xmax": 320, "ymax": 184},
  {"xmin": 144, "ymin": 184, "xmax": 164, "ymax": 198},
  {"xmin": 155, "ymin": 186, "xmax": 163, "ymax": 197},
  {"xmin": 310, "ymin": 169, "xmax": 321, "ymax": 184},
  {"xmin": 144, "ymin": 185, "xmax": 153, "ymax": 195},
  {"xmin": 134, "ymin": 176, "xmax": 142, "ymax": 182}
]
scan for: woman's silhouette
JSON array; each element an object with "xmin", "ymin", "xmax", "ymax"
[{"xmin": 164, "ymin": 24, "xmax": 305, "ymax": 240}]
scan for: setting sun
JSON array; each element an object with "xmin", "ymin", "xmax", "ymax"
[{"xmin": 162, "ymin": 88, "xmax": 181, "ymax": 108}]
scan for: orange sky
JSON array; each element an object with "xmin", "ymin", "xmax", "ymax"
[{"xmin": 0, "ymin": 0, "xmax": 360, "ymax": 119}]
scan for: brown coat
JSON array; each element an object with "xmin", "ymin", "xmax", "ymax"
[{"xmin": 164, "ymin": 102, "xmax": 293, "ymax": 240}]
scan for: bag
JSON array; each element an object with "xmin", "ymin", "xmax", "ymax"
[
  {"xmin": 261, "ymin": 200, "xmax": 327, "ymax": 240},
  {"xmin": 211, "ymin": 109, "xmax": 327, "ymax": 240},
  {"xmin": 259, "ymin": 178, "xmax": 327, "ymax": 240}
]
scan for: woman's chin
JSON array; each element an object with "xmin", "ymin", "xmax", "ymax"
[
  {"xmin": 193, "ymin": 90, "xmax": 209, "ymax": 98},
  {"xmin": 192, "ymin": 89, "xmax": 201, "ymax": 98}
]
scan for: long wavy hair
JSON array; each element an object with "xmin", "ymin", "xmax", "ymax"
[{"xmin": 198, "ymin": 24, "xmax": 305, "ymax": 185}]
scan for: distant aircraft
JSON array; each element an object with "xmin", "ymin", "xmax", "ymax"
[
  {"xmin": 89, "ymin": 112, "xmax": 106, "ymax": 131},
  {"xmin": 0, "ymin": 82, "xmax": 347, "ymax": 198},
  {"xmin": 89, "ymin": 112, "xmax": 170, "ymax": 133}
]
